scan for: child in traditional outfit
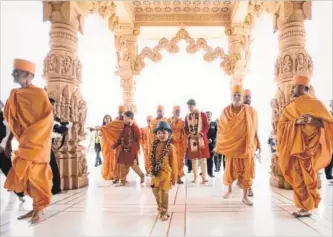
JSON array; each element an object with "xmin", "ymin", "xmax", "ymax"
[{"xmin": 150, "ymin": 121, "xmax": 178, "ymax": 221}]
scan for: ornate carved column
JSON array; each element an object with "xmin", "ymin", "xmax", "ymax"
[
  {"xmin": 223, "ymin": 24, "xmax": 252, "ymax": 86},
  {"xmin": 43, "ymin": 2, "xmax": 88, "ymax": 190},
  {"xmin": 114, "ymin": 26, "xmax": 140, "ymax": 112},
  {"xmin": 269, "ymin": 1, "xmax": 314, "ymax": 189}
]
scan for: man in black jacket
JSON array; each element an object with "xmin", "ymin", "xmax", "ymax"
[
  {"xmin": 325, "ymin": 100, "xmax": 333, "ymax": 181},
  {"xmin": 206, "ymin": 111, "xmax": 217, "ymax": 178}
]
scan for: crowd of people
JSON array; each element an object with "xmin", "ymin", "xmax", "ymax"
[{"xmin": 1, "ymin": 58, "xmax": 333, "ymax": 224}]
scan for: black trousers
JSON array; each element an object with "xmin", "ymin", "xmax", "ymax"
[
  {"xmin": 207, "ymin": 145, "xmax": 214, "ymax": 175},
  {"xmin": 324, "ymin": 156, "xmax": 333, "ymax": 179},
  {"xmin": 0, "ymin": 152, "xmax": 24, "ymax": 197},
  {"xmin": 185, "ymin": 154, "xmax": 192, "ymax": 171},
  {"xmin": 50, "ymin": 150, "xmax": 61, "ymax": 194},
  {"xmin": 213, "ymin": 154, "xmax": 222, "ymax": 171}
]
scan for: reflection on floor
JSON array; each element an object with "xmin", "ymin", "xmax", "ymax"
[{"xmin": 0, "ymin": 155, "xmax": 332, "ymax": 236}]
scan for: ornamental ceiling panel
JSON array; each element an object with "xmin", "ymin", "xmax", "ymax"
[{"xmin": 132, "ymin": 0, "xmax": 236, "ymax": 26}]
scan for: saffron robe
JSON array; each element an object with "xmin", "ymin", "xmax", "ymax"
[
  {"xmin": 277, "ymin": 95, "xmax": 333, "ymax": 211},
  {"xmin": 167, "ymin": 117, "xmax": 187, "ymax": 178},
  {"xmin": 184, "ymin": 111, "xmax": 210, "ymax": 159},
  {"xmin": 100, "ymin": 119, "xmax": 124, "ymax": 180},
  {"xmin": 140, "ymin": 126, "xmax": 151, "ymax": 173},
  {"xmin": 215, "ymin": 104, "xmax": 257, "ymax": 189},
  {"xmin": 4, "ymin": 84, "xmax": 53, "ymax": 210}
]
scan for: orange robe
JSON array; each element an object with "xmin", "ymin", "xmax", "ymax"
[
  {"xmin": 150, "ymin": 117, "xmax": 167, "ymax": 143},
  {"xmin": 167, "ymin": 117, "xmax": 186, "ymax": 178},
  {"xmin": 277, "ymin": 95, "xmax": 333, "ymax": 211},
  {"xmin": 215, "ymin": 104, "xmax": 257, "ymax": 189},
  {"xmin": 140, "ymin": 126, "xmax": 151, "ymax": 174},
  {"xmin": 4, "ymin": 84, "xmax": 53, "ymax": 211},
  {"xmin": 100, "ymin": 119, "xmax": 124, "ymax": 180}
]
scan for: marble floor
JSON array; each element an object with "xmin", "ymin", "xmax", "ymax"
[{"xmin": 0, "ymin": 155, "xmax": 332, "ymax": 236}]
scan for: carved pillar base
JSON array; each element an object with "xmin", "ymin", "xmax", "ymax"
[{"xmin": 58, "ymin": 154, "xmax": 89, "ymax": 190}]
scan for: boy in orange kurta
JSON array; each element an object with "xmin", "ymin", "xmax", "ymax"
[
  {"xmin": 4, "ymin": 59, "xmax": 54, "ymax": 223},
  {"xmin": 150, "ymin": 121, "xmax": 178, "ymax": 222},
  {"xmin": 167, "ymin": 106, "xmax": 186, "ymax": 184},
  {"xmin": 243, "ymin": 89, "xmax": 261, "ymax": 197},
  {"xmin": 215, "ymin": 84, "xmax": 258, "ymax": 206},
  {"xmin": 277, "ymin": 74, "xmax": 333, "ymax": 218},
  {"xmin": 140, "ymin": 115, "xmax": 152, "ymax": 175}
]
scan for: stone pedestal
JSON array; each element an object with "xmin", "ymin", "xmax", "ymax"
[{"xmin": 43, "ymin": 2, "xmax": 88, "ymax": 190}]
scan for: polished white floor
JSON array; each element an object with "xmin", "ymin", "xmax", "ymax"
[{"xmin": 0, "ymin": 154, "xmax": 332, "ymax": 237}]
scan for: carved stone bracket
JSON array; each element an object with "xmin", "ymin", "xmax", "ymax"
[
  {"xmin": 224, "ymin": 24, "xmax": 252, "ymax": 82},
  {"xmin": 134, "ymin": 29, "xmax": 228, "ymax": 75}
]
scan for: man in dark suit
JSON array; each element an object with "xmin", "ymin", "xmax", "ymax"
[
  {"xmin": 206, "ymin": 111, "xmax": 217, "ymax": 178},
  {"xmin": 325, "ymin": 100, "xmax": 333, "ymax": 181}
]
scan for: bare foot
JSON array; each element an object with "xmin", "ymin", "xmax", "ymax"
[
  {"xmin": 29, "ymin": 210, "xmax": 43, "ymax": 224},
  {"xmin": 161, "ymin": 215, "xmax": 169, "ymax": 222},
  {"xmin": 248, "ymin": 188, "xmax": 254, "ymax": 197},
  {"xmin": 192, "ymin": 179, "xmax": 197, "ymax": 183},
  {"xmin": 18, "ymin": 210, "xmax": 34, "ymax": 220},
  {"xmin": 223, "ymin": 192, "xmax": 232, "ymax": 199},
  {"xmin": 242, "ymin": 198, "xmax": 253, "ymax": 206},
  {"xmin": 201, "ymin": 179, "xmax": 208, "ymax": 184}
]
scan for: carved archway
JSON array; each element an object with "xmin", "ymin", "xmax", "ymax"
[{"xmin": 134, "ymin": 29, "xmax": 229, "ymax": 75}]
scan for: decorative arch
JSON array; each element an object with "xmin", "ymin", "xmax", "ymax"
[{"xmin": 134, "ymin": 29, "xmax": 229, "ymax": 75}]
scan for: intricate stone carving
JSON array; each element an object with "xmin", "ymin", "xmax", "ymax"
[
  {"xmin": 135, "ymin": 29, "xmax": 228, "ymax": 75},
  {"xmin": 224, "ymin": 24, "xmax": 252, "ymax": 79},
  {"xmin": 133, "ymin": 0, "xmax": 235, "ymax": 14},
  {"xmin": 274, "ymin": 46, "xmax": 313, "ymax": 85},
  {"xmin": 43, "ymin": 1, "xmax": 88, "ymax": 190},
  {"xmin": 114, "ymin": 27, "xmax": 139, "ymax": 112}
]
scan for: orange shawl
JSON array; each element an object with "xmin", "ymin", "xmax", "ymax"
[
  {"xmin": 4, "ymin": 84, "xmax": 53, "ymax": 193},
  {"xmin": 277, "ymin": 95, "xmax": 333, "ymax": 180},
  {"xmin": 100, "ymin": 119, "xmax": 124, "ymax": 180},
  {"xmin": 215, "ymin": 104, "xmax": 257, "ymax": 158}
]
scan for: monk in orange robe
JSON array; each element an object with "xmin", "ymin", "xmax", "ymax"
[
  {"xmin": 150, "ymin": 105, "xmax": 168, "ymax": 142},
  {"xmin": 277, "ymin": 74, "xmax": 333, "ymax": 218},
  {"xmin": 167, "ymin": 106, "xmax": 186, "ymax": 184},
  {"xmin": 215, "ymin": 84, "xmax": 258, "ymax": 206},
  {"xmin": 141, "ymin": 115, "xmax": 152, "ymax": 176},
  {"xmin": 100, "ymin": 106, "xmax": 125, "ymax": 183},
  {"xmin": 243, "ymin": 89, "xmax": 261, "ymax": 197},
  {"xmin": 4, "ymin": 59, "xmax": 54, "ymax": 223}
]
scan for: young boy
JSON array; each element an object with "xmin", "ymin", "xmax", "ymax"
[{"xmin": 150, "ymin": 121, "xmax": 178, "ymax": 221}]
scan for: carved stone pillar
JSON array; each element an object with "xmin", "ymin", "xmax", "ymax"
[
  {"xmin": 114, "ymin": 26, "xmax": 139, "ymax": 112},
  {"xmin": 43, "ymin": 2, "xmax": 88, "ymax": 190},
  {"xmin": 270, "ymin": 1, "xmax": 314, "ymax": 189},
  {"xmin": 223, "ymin": 24, "xmax": 252, "ymax": 86}
]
